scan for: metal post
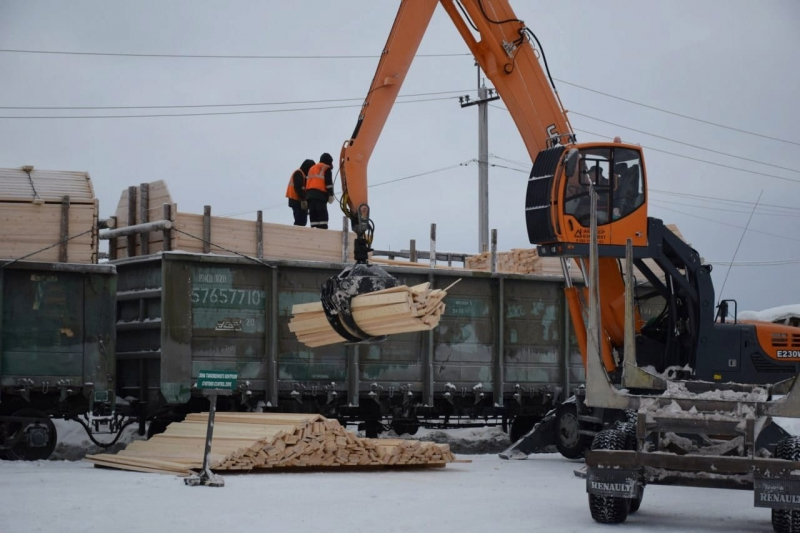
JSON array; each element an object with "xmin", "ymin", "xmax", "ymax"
[
  {"xmin": 256, "ymin": 210, "xmax": 264, "ymax": 259},
  {"xmin": 138, "ymin": 358, "xmax": 148, "ymax": 436},
  {"xmin": 127, "ymin": 186, "xmax": 137, "ymax": 258},
  {"xmin": 342, "ymin": 216, "xmax": 349, "ymax": 263},
  {"xmin": 560, "ymin": 284, "xmax": 571, "ymax": 398},
  {"xmin": 139, "ymin": 183, "xmax": 149, "ymax": 256},
  {"xmin": 162, "ymin": 205, "xmax": 172, "ymax": 251},
  {"xmin": 59, "ymin": 195, "xmax": 70, "ymax": 263},
  {"xmin": 424, "ymin": 272, "xmax": 435, "ymax": 407},
  {"xmin": 495, "ymin": 277, "xmax": 504, "ymax": 407},
  {"xmin": 410, "ymin": 239, "xmax": 417, "ymax": 263},
  {"xmin": 347, "ymin": 345, "xmax": 360, "ymax": 407},
  {"xmin": 202, "ymin": 205, "xmax": 211, "ymax": 254},
  {"xmin": 0, "ymin": 270, "xmax": 4, "ymax": 404},
  {"xmin": 108, "ymin": 216, "xmax": 118, "ymax": 260},
  {"xmin": 478, "ymin": 81, "xmax": 489, "ymax": 253},
  {"xmin": 269, "ymin": 268, "xmax": 279, "ymax": 407},
  {"xmin": 430, "ymin": 223, "xmax": 437, "ymax": 269},
  {"xmin": 184, "ymin": 392, "xmax": 224, "ymax": 487},
  {"xmin": 490, "ymin": 229, "xmax": 497, "ymax": 274}
]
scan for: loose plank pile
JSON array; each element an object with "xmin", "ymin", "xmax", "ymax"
[
  {"xmin": 465, "ymin": 247, "xmax": 545, "ymax": 275},
  {"xmin": 289, "ymin": 282, "xmax": 450, "ymax": 348},
  {"xmin": 85, "ymin": 413, "xmax": 455, "ymax": 475}
]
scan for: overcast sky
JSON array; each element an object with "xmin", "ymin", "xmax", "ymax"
[{"xmin": 1, "ymin": 1, "xmax": 798, "ymax": 311}]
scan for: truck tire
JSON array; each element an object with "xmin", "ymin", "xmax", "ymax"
[
  {"xmin": 772, "ymin": 436, "xmax": 800, "ymax": 533},
  {"xmin": 588, "ymin": 429, "xmax": 630, "ymax": 524},
  {"xmin": 555, "ymin": 403, "xmax": 592, "ymax": 459}
]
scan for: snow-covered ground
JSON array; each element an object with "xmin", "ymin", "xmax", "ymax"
[{"xmin": 0, "ymin": 454, "xmax": 775, "ymax": 533}]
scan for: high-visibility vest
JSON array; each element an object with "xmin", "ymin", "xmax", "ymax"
[
  {"xmin": 285, "ymin": 169, "xmax": 305, "ymax": 201},
  {"xmin": 306, "ymin": 162, "xmax": 330, "ymax": 194}
]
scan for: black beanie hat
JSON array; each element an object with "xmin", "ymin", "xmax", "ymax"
[
  {"xmin": 320, "ymin": 153, "xmax": 334, "ymax": 166},
  {"xmin": 301, "ymin": 159, "xmax": 315, "ymax": 173}
]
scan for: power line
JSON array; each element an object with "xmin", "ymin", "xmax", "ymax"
[
  {"xmin": 0, "ymin": 48, "xmax": 470, "ymax": 60},
  {"xmin": 650, "ymin": 189, "xmax": 800, "ymax": 213},
  {"xmin": 0, "ymin": 96, "xmax": 456, "ymax": 120},
  {"xmin": 489, "ymin": 106, "xmax": 800, "ymax": 185},
  {"xmin": 707, "ymin": 259, "xmax": 800, "ymax": 267},
  {"xmin": 219, "ymin": 162, "xmax": 471, "ymax": 218},
  {"xmin": 717, "ymin": 190, "xmax": 763, "ymax": 302},
  {"xmin": 573, "ymin": 127, "xmax": 800, "ymax": 186},
  {"xmin": 4, "ymin": 45, "xmax": 793, "ymax": 146},
  {"xmin": 553, "ymin": 78, "xmax": 800, "ymax": 147},
  {"xmin": 570, "ymin": 111, "xmax": 799, "ymax": 174},
  {"xmin": 648, "ymin": 201, "xmax": 800, "ymax": 244},
  {"xmin": 649, "ymin": 198, "xmax": 800, "ymax": 218},
  {"xmin": 0, "ymin": 89, "xmax": 475, "ymax": 111}
]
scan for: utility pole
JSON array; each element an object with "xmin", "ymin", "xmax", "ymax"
[{"xmin": 460, "ymin": 65, "xmax": 499, "ymax": 252}]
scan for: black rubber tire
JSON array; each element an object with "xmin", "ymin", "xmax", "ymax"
[
  {"xmin": 772, "ymin": 436, "xmax": 800, "ymax": 533},
  {"xmin": 555, "ymin": 403, "xmax": 592, "ymax": 459},
  {"xmin": 614, "ymin": 421, "xmax": 638, "ymax": 450},
  {"xmin": 391, "ymin": 420, "xmax": 419, "ymax": 436},
  {"xmin": 509, "ymin": 415, "xmax": 537, "ymax": 443},
  {"xmin": 628, "ymin": 484, "xmax": 644, "ymax": 514},
  {"xmin": 5, "ymin": 409, "xmax": 57, "ymax": 461},
  {"xmin": 588, "ymin": 429, "xmax": 630, "ymax": 524}
]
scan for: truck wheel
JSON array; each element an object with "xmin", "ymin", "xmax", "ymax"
[
  {"xmin": 588, "ymin": 429, "xmax": 630, "ymax": 524},
  {"xmin": 5, "ymin": 409, "xmax": 57, "ymax": 461},
  {"xmin": 628, "ymin": 484, "xmax": 644, "ymax": 514},
  {"xmin": 555, "ymin": 403, "xmax": 592, "ymax": 459},
  {"xmin": 772, "ymin": 436, "xmax": 800, "ymax": 533}
]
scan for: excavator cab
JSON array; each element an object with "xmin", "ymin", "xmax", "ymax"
[{"xmin": 528, "ymin": 142, "xmax": 649, "ymax": 253}]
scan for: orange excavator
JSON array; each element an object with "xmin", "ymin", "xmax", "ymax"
[{"xmin": 319, "ymin": 0, "xmax": 800, "ymax": 458}]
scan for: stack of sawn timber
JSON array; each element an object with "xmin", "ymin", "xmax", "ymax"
[
  {"xmin": 289, "ymin": 282, "xmax": 448, "ymax": 348},
  {"xmin": 0, "ymin": 166, "xmax": 98, "ymax": 263},
  {"xmin": 85, "ymin": 413, "xmax": 455, "ymax": 475},
  {"xmin": 465, "ymin": 248, "xmax": 546, "ymax": 275},
  {"xmin": 113, "ymin": 180, "xmax": 356, "ymax": 262}
]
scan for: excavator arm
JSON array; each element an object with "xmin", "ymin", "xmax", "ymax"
[
  {"xmin": 328, "ymin": 0, "xmax": 642, "ymax": 373},
  {"xmin": 340, "ymin": 0, "xmax": 572, "ymax": 259}
]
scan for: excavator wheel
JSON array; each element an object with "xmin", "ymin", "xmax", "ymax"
[
  {"xmin": 588, "ymin": 429, "xmax": 630, "ymax": 524},
  {"xmin": 554, "ymin": 402, "xmax": 592, "ymax": 459},
  {"xmin": 772, "ymin": 436, "xmax": 800, "ymax": 533}
]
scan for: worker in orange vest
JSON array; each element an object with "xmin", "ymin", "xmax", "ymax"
[
  {"xmin": 286, "ymin": 159, "xmax": 315, "ymax": 226},
  {"xmin": 306, "ymin": 153, "xmax": 335, "ymax": 229}
]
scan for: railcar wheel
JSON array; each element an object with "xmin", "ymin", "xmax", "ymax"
[{"xmin": 5, "ymin": 409, "xmax": 57, "ymax": 461}]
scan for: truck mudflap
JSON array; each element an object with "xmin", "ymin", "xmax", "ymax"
[
  {"xmin": 586, "ymin": 467, "xmax": 640, "ymax": 499},
  {"xmin": 754, "ymin": 474, "xmax": 800, "ymax": 510}
]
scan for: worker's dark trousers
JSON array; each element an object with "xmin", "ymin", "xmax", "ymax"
[
  {"xmin": 291, "ymin": 206, "xmax": 308, "ymax": 226},
  {"xmin": 308, "ymin": 199, "xmax": 329, "ymax": 229}
]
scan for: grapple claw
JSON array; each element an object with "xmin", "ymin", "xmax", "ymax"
[{"xmin": 320, "ymin": 263, "xmax": 399, "ymax": 344}]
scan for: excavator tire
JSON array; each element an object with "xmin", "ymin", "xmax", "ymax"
[
  {"xmin": 555, "ymin": 402, "xmax": 592, "ymax": 459},
  {"xmin": 588, "ymin": 429, "xmax": 630, "ymax": 524},
  {"xmin": 772, "ymin": 436, "xmax": 800, "ymax": 533}
]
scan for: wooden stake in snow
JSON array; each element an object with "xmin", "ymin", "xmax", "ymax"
[{"xmin": 289, "ymin": 282, "xmax": 452, "ymax": 348}]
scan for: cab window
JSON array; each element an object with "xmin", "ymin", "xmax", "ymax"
[
  {"xmin": 563, "ymin": 147, "xmax": 644, "ymax": 226},
  {"xmin": 611, "ymin": 148, "xmax": 644, "ymax": 220}
]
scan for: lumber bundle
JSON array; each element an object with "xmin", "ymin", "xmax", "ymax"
[
  {"xmin": 289, "ymin": 282, "xmax": 450, "ymax": 347},
  {"xmin": 85, "ymin": 413, "xmax": 456, "ymax": 475},
  {"xmin": 0, "ymin": 166, "xmax": 97, "ymax": 263},
  {"xmin": 465, "ymin": 247, "xmax": 543, "ymax": 274},
  {"xmin": 112, "ymin": 180, "xmax": 356, "ymax": 262}
]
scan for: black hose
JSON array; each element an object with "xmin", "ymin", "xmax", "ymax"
[
  {"xmin": 477, "ymin": 0, "xmax": 522, "ymax": 25},
  {"xmin": 456, "ymin": 0, "xmax": 479, "ymax": 31},
  {"xmin": 524, "ymin": 29, "xmax": 557, "ymax": 91},
  {"xmin": 70, "ymin": 416, "xmax": 138, "ymax": 448}
]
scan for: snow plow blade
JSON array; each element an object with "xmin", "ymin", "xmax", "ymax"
[{"xmin": 498, "ymin": 409, "xmax": 558, "ymax": 460}]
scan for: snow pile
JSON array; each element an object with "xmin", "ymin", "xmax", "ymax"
[
  {"xmin": 739, "ymin": 304, "xmax": 800, "ymax": 324},
  {"xmin": 381, "ymin": 426, "xmax": 511, "ymax": 454},
  {"xmin": 51, "ymin": 419, "xmax": 145, "ymax": 461},
  {"xmin": 662, "ymin": 381, "xmax": 769, "ymax": 402}
]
